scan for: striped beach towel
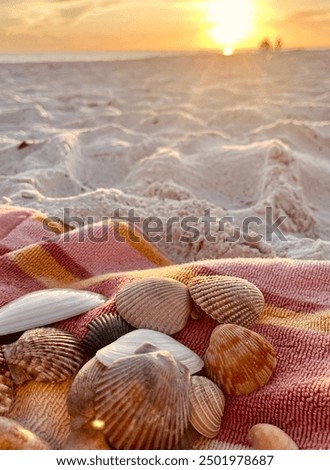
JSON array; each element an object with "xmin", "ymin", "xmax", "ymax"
[{"xmin": 0, "ymin": 205, "xmax": 329, "ymax": 450}]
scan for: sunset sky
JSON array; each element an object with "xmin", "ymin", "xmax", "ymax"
[{"xmin": 1, "ymin": 0, "xmax": 330, "ymax": 54}]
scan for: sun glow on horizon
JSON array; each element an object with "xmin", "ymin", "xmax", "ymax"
[
  {"xmin": 197, "ymin": 0, "xmax": 256, "ymax": 52},
  {"xmin": 223, "ymin": 45, "xmax": 234, "ymax": 56}
]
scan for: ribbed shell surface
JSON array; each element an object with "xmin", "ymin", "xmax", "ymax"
[{"xmin": 95, "ymin": 350, "xmax": 191, "ymax": 449}]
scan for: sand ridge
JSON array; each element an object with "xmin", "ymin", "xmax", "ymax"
[{"xmin": 0, "ymin": 50, "xmax": 329, "ymax": 262}]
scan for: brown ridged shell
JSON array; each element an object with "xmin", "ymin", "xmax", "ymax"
[
  {"xmin": 95, "ymin": 350, "xmax": 191, "ymax": 449},
  {"xmin": 67, "ymin": 356, "xmax": 107, "ymax": 423},
  {"xmin": 0, "ymin": 347, "xmax": 14, "ymax": 415},
  {"xmin": 248, "ymin": 423, "xmax": 299, "ymax": 450},
  {"xmin": 188, "ymin": 275, "xmax": 265, "ymax": 328},
  {"xmin": 116, "ymin": 277, "xmax": 193, "ymax": 335},
  {"xmin": 189, "ymin": 376, "xmax": 225, "ymax": 438},
  {"xmin": 8, "ymin": 378, "xmax": 73, "ymax": 449},
  {"xmin": 0, "ymin": 416, "xmax": 52, "ymax": 449},
  {"xmin": 63, "ymin": 426, "xmax": 112, "ymax": 450},
  {"xmin": 82, "ymin": 312, "xmax": 134, "ymax": 357},
  {"xmin": 3, "ymin": 328, "xmax": 86, "ymax": 384},
  {"xmin": 204, "ymin": 324, "xmax": 276, "ymax": 395}
]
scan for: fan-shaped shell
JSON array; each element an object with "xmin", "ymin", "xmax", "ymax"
[
  {"xmin": 189, "ymin": 376, "xmax": 225, "ymax": 438},
  {"xmin": 116, "ymin": 277, "xmax": 193, "ymax": 335},
  {"xmin": 67, "ymin": 356, "xmax": 107, "ymax": 423},
  {"xmin": 0, "ymin": 347, "xmax": 14, "ymax": 415},
  {"xmin": 188, "ymin": 275, "xmax": 264, "ymax": 328},
  {"xmin": 0, "ymin": 288, "xmax": 107, "ymax": 335},
  {"xmin": 8, "ymin": 379, "xmax": 72, "ymax": 449},
  {"xmin": 96, "ymin": 329, "xmax": 204, "ymax": 374},
  {"xmin": 95, "ymin": 350, "xmax": 191, "ymax": 449},
  {"xmin": 3, "ymin": 328, "xmax": 85, "ymax": 384},
  {"xmin": 0, "ymin": 416, "xmax": 52, "ymax": 450},
  {"xmin": 248, "ymin": 423, "xmax": 299, "ymax": 450},
  {"xmin": 204, "ymin": 324, "xmax": 276, "ymax": 395},
  {"xmin": 63, "ymin": 426, "xmax": 112, "ymax": 450},
  {"xmin": 82, "ymin": 312, "xmax": 134, "ymax": 357}
]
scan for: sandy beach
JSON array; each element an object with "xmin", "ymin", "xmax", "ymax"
[{"xmin": 0, "ymin": 50, "xmax": 329, "ymax": 262}]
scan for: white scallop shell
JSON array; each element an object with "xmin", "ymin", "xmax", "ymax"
[
  {"xmin": 96, "ymin": 329, "xmax": 204, "ymax": 374},
  {"xmin": 0, "ymin": 289, "xmax": 107, "ymax": 335}
]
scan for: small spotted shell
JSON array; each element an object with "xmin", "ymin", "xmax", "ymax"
[
  {"xmin": 204, "ymin": 324, "xmax": 276, "ymax": 395},
  {"xmin": 116, "ymin": 277, "xmax": 193, "ymax": 335},
  {"xmin": 189, "ymin": 376, "xmax": 226, "ymax": 438},
  {"xmin": 95, "ymin": 349, "xmax": 191, "ymax": 449},
  {"xmin": 189, "ymin": 275, "xmax": 264, "ymax": 328},
  {"xmin": 3, "ymin": 328, "xmax": 85, "ymax": 384},
  {"xmin": 248, "ymin": 423, "xmax": 299, "ymax": 450}
]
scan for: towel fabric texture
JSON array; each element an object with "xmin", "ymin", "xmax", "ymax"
[{"xmin": 0, "ymin": 205, "xmax": 329, "ymax": 450}]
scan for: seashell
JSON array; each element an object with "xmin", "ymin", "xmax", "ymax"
[
  {"xmin": 0, "ymin": 416, "xmax": 52, "ymax": 450},
  {"xmin": 0, "ymin": 347, "xmax": 14, "ymax": 415},
  {"xmin": 82, "ymin": 311, "xmax": 134, "ymax": 357},
  {"xmin": 94, "ymin": 349, "xmax": 191, "ymax": 449},
  {"xmin": 3, "ymin": 328, "xmax": 85, "ymax": 384},
  {"xmin": 67, "ymin": 356, "xmax": 107, "ymax": 424},
  {"xmin": 204, "ymin": 324, "xmax": 276, "ymax": 395},
  {"xmin": 189, "ymin": 376, "xmax": 225, "ymax": 438},
  {"xmin": 96, "ymin": 329, "xmax": 204, "ymax": 374},
  {"xmin": 8, "ymin": 378, "xmax": 73, "ymax": 449},
  {"xmin": 62, "ymin": 424, "xmax": 112, "ymax": 450},
  {"xmin": 116, "ymin": 277, "xmax": 193, "ymax": 335},
  {"xmin": 0, "ymin": 288, "xmax": 107, "ymax": 336},
  {"xmin": 188, "ymin": 275, "xmax": 264, "ymax": 328},
  {"xmin": 248, "ymin": 423, "xmax": 299, "ymax": 450}
]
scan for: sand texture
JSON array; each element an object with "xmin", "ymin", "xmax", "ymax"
[{"xmin": 0, "ymin": 50, "xmax": 329, "ymax": 262}]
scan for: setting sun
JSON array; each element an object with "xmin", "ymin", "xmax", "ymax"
[{"xmin": 202, "ymin": 0, "xmax": 256, "ymax": 53}]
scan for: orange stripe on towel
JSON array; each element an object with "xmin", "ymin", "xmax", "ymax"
[
  {"xmin": 113, "ymin": 221, "xmax": 171, "ymax": 268},
  {"xmin": 259, "ymin": 304, "xmax": 330, "ymax": 333},
  {"xmin": 8, "ymin": 244, "xmax": 79, "ymax": 287}
]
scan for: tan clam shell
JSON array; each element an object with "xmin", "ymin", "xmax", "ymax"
[
  {"xmin": 248, "ymin": 423, "xmax": 299, "ymax": 450},
  {"xmin": 189, "ymin": 376, "xmax": 225, "ymax": 438},
  {"xmin": 8, "ymin": 378, "xmax": 73, "ymax": 449},
  {"xmin": 116, "ymin": 277, "xmax": 193, "ymax": 335},
  {"xmin": 188, "ymin": 275, "xmax": 265, "ymax": 328},
  {"xmin": 0, "ymin": 416, "xmax": 52, "ymax": 450},
  {"xmin": 95, "ymin": 350, "xmax": 191, "ymax": 449},
  {"xmin": 96, "ymin": 329, "xmax": 204, "ymax": 374},
  {"xmin": 0, "ymin": 347, "xmax": 14, "ymax": 415},
  {"xmin": 3, "ymin": 328, "xmax": 85, "ymax": 384},
  {"xmin": 204, "ymin": 324, "xmax": 276, "ymax": 395}
]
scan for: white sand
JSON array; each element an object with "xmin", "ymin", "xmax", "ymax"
[{"xmin": 0, "ymin": 50, "xmax": 329, "ymax": 262}]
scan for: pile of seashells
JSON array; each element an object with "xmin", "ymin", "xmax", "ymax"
[{"xmin": 0, "ymin": 275, "xmax": 298, "ymax": 450}]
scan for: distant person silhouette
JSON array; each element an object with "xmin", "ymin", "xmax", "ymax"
[
  {"xmin": 275, "ymin": 38, "xmax": 283, "ymax": 49},
  {"xmin": 259, "ymin": 38, "xmax": 272, "ymax": 51}
]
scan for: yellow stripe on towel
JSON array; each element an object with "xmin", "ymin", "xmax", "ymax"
[
  {"xmin": 259, "ymin": 304, "xmax": 330, "ymax": 333},
  {"xmin": 9, "ymin": 245, "xmax": 79, "ymax": 287},
  {"xmin": 113, "ymin": 220, "xmax": 172, "ymax": 268}
]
